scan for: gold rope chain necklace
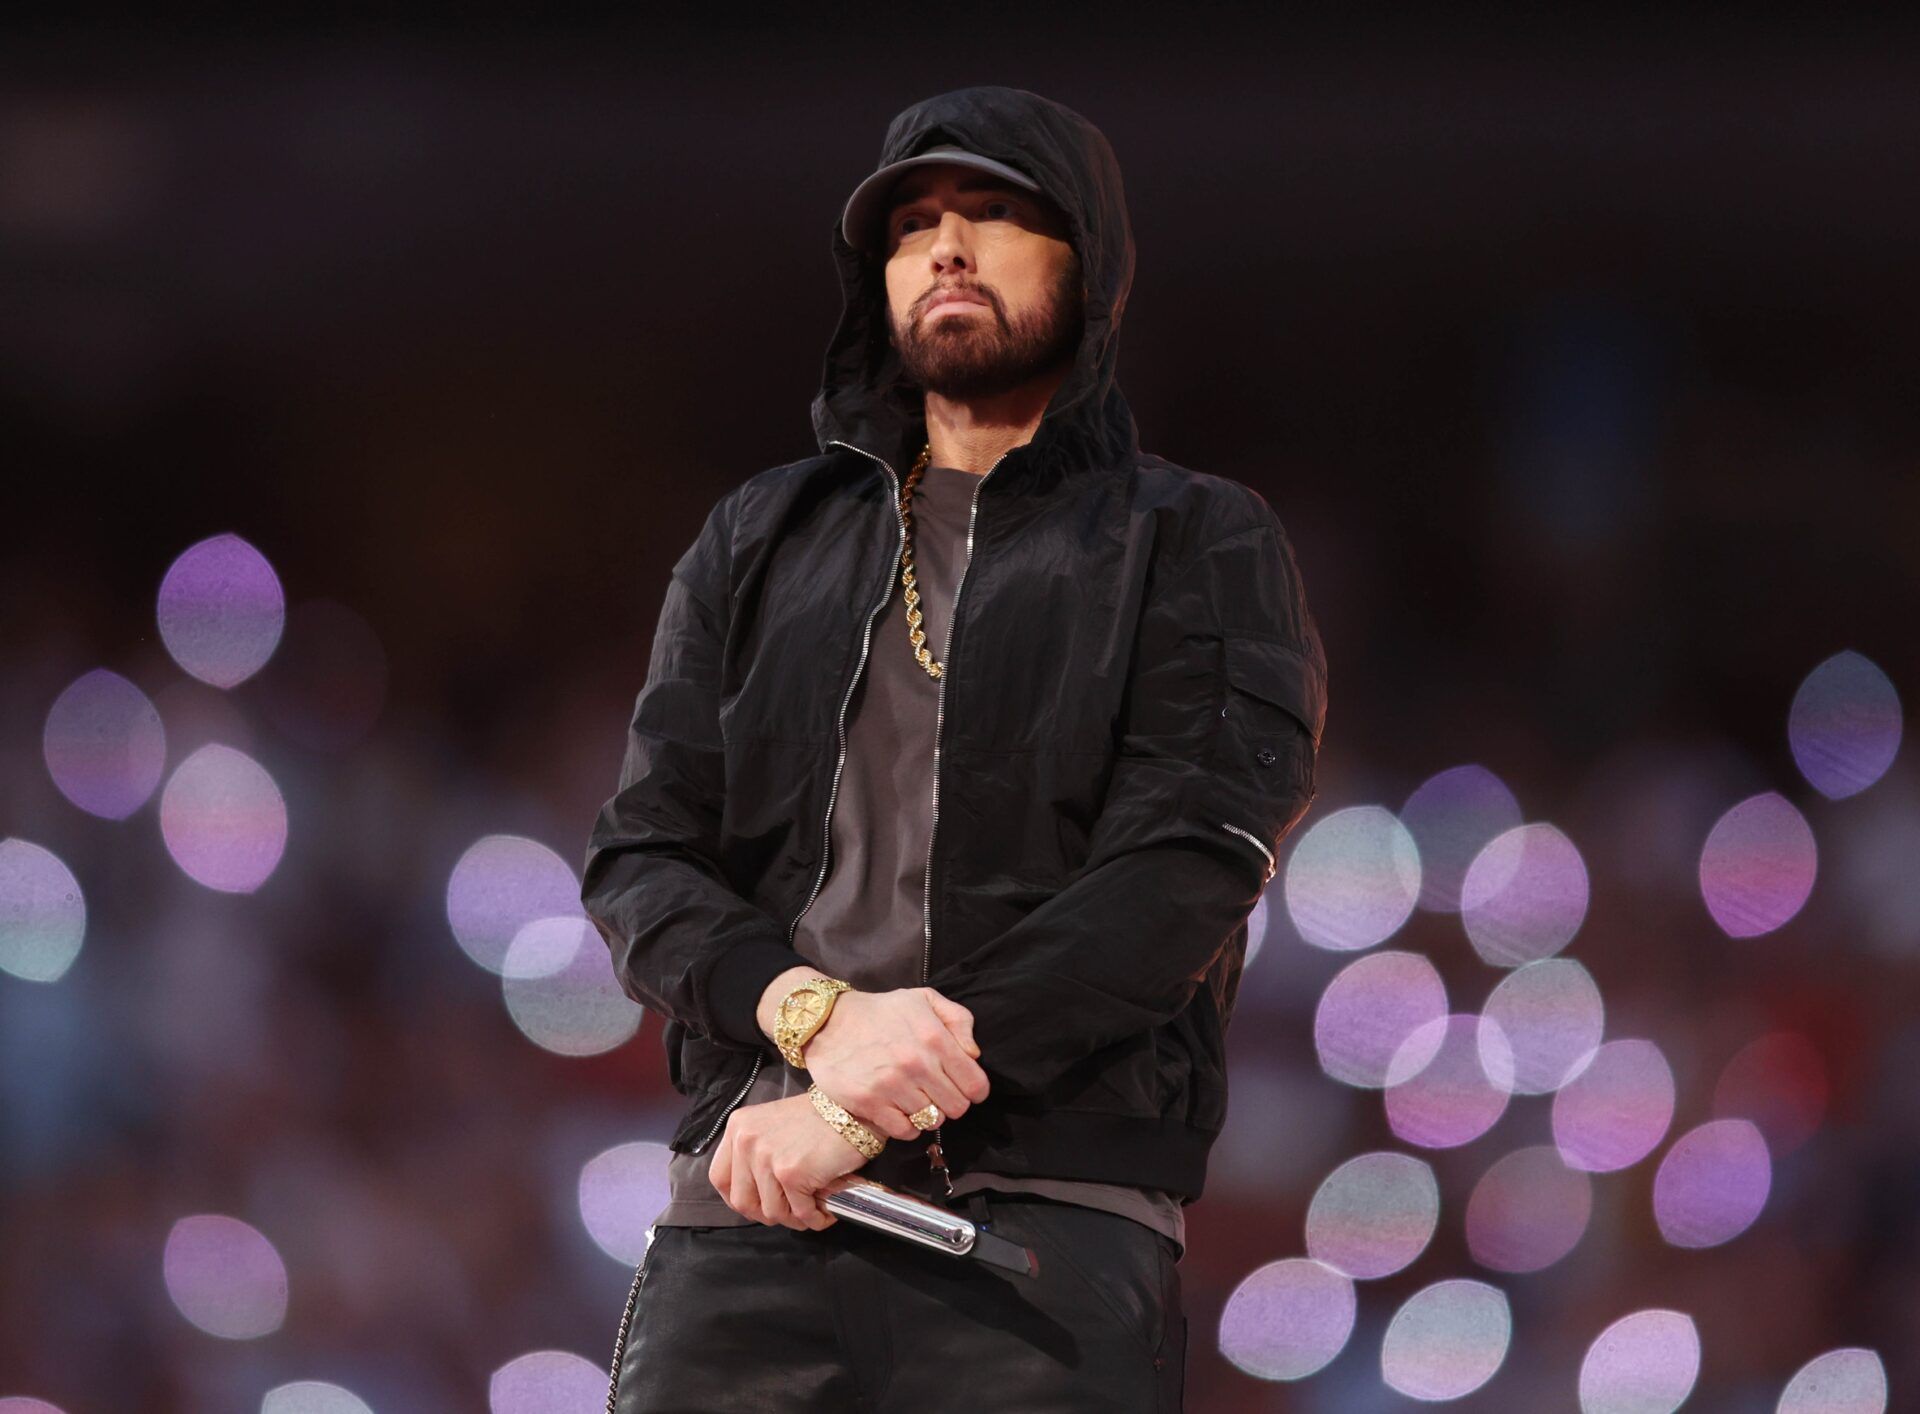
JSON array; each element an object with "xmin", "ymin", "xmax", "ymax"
[{"xmin": 898, "ymin": 441, "xmax": 944, "ymax": 680}]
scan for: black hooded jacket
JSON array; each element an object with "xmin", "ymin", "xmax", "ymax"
[{"xmin": 581, "ymin": 86, "xmax": 1328, "ymax": 1201}]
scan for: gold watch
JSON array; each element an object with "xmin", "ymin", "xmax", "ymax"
[{"xmin": 773, "ymin": 975, "xmax": 852, "ymax": 1069}]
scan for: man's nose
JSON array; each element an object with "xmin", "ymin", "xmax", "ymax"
[{"xmin": 928, "ymin": 210, "xmax": 974, "ymax": 270}]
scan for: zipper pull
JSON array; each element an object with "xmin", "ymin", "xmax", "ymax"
[{"xmin": 925, "ymin": 1137, "xmax": 956, "ymax": 1199}]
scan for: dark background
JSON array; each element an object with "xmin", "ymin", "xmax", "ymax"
[{"xmin": 4, "ymin": 13, "xmax": 1917, "ymax": 1411}]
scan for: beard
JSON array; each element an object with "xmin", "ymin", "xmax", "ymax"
[{"xmin": 889, "ymin": 253, "xmax": 1084, "ymax": 402}]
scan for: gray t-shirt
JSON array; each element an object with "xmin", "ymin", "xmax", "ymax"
[{"xmin": 656, "ymin": 463, "xmax": 1187, "ymax": 1259}]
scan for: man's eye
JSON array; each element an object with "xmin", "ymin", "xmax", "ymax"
[{"xmin": 982, "ymin": 199, "xmax": 1015, "ymax": 220}]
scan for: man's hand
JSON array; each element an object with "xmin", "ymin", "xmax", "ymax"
[
  {"xmin": 708, "ymin": 1093, "xmax": 867, "ymax": 1230},
  {"xmin": 800, "ymin": 987, "xmax": 991, "ymax": 1140}
]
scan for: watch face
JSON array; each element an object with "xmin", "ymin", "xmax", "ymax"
[{"xmin": 786, "ymin": 992, "xmax": 827, "ymax": 1023}]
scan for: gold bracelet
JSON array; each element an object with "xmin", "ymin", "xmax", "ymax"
[{"xmin": 808, "ymin": 1083, "xmax": 886, "ymax": 1159}]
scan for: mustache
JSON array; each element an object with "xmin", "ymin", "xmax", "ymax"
[{"xmin": 915, "ymin": 282, "xmax": 999, "ymax": 318}]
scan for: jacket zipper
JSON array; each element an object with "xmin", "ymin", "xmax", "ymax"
[
  {"xmin": 1220, "ymin": 822, "xmax": 1277, "ymax": 883},
  {"xmin": 918, "ymin": 445, "xmax": 1012, "ymax": 1198},
  {"xmin": 687, "ymin": 439, "xmax": 909, "ymax": 1157}
]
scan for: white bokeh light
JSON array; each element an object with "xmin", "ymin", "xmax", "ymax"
[
  {"xmin": 0, "ymin": 839, "xmax": 86, "ymax": 983},
  {"xmin": 261, "ymin": 1382, "xmax": 376, "ymax": 1414},
  {"xmin": 1776, "ymin": 1346, "xmax": 1889, "ymax": 1414},
  {"xmin": 159, "ymin": 744, "xmax": 289, "ymax": 893},
  {"xmin": 447, "ymin": 834, "xmax": 585, "ymax": 975},
  {"xmin": 1578, "ymin": 1309, "xmax": 1700, "ymax": 1414},
  {"xmin": 502, "ymin": 916, "xmax": 641, "ymax": 1056},
  {"xmin": 1283, "ymin": 805, "xmax": 1422, "ymax": 952},
  {"xmin": 1304, "ymin": 1152, "xmax": 1439, "ymax": 1279},
  {"xmin": 488, "ymin": 1350, "xmax": 605, "ymax": 1414},
  {"xmin": 1217, "ymin": 1257, "xmax": 1356, "ymax": 1382},
  {"xmin": 1380, "ymin": 1278, "xmax": 1511, "ymax": 1401},
  {"xmin": 579, "ymin": 1141, "xmax": 673, "ymax": 1265}
]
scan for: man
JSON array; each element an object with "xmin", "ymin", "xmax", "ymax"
[{"xmin": 584, "ymin": 84, "xmax": 1326, "ymax": 1412}]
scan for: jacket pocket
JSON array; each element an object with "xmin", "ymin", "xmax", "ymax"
[{"xmin": 1206, "ymin": 636, "xmax": 1322, "ymax": 884}]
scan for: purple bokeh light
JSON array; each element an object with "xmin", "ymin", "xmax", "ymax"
[
  {"xmin": 1460, "ymin": 821, "xmax": 1591, "ymax": 967},
  {"xmin": 1552, "ymin": 1038, "xmax": 1675, "ymax": 1173},
  {"xmin": 1698, "ymin": 791, "xmax": 1817, "ymax": 938},
  {"xmin": 161, "ymin": 1213, "xmax": 288, "ymax": 1340},
  {"xmin": 1653, "ymin": 1118, "xmax": 1771, "ymax": 1249},
  {"xmin": 1789, "ymin": 650, "xmax": 1902, "ymax": 800},
  {"xmin": 1313, "ymin": 949, "xmax": 1448, "ymax": 1089},
  {"xmin": 1401, "ymin": 764, "xmax": 1523, "ymax": 912},
  {"xmin": 1465, "ymin": 1143, "xmax": 1592, "ymax": 1274},
  {"xmin": 155, "ymin": 532, "xmax": 286, "ymax": 689},
  {"xmin": 41, "ymin": 668, "xmax": 167, "ymax": 819},
  {"xmin": 1385, "ymin": 1014, "xmax": 1514, "ymax": 1149}
]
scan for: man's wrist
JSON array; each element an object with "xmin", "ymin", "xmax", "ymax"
[{"xmin": 757, "ymin": 965, "xmax": 828, "ymax": 1045}]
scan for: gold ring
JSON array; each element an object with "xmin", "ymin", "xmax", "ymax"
[{"xmin": 909, "ymin": 1103, "xmax": 943, "ymax": 1131}]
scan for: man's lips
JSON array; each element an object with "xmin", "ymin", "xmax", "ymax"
[{"xmin": 924, "ymin": 290, "xmax": 990, "ymax": 317}]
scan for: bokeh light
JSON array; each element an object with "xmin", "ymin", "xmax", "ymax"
[
  {"xmin": 1283, "ymin": 805, "xmax": 1422, "ymax": 952},
  {"xmin": 258, "ymin": 599, "xmax": 389, "ymax": 753},
  {"xmin": 1653, "ymin": 1118, "xmax": 1771, "ymax": 1249},
  {"xmin": 260, "ymin": 1382, "xmax": 376, "ymax": 1414},
  {"xmin": 502, "ymin": 916, "xmax": 641, "ymax": 1055},
  {"xmin": 1465, "ymin": 1144, "xmax": 1593, "ymax": 1274},
  {"xmin": 156, "ymin": 532, "xmax": 286, "ymax": 689},
  {"xmin": 1714, "ymin": 1032, "xmax": 1828, "ymax": 1156},
  {"xmin": 1401, "ymin": 764, "xmax": 1523, "ymax": 912},
  {"xmin": 1385, "ymin": 1014, "xmax": 1515, "ymax": 1149},
  {"xmin": 1217, "ymin": 1257, "xmax": 1356, "ymax": 1381},
  {"xmin": 579, "ymin": 1141, "xmax": 673, "ymax": 1264},
  {"xmin": 446, "ymin": 834, "xmax": 585, "ymax": 975},
  {"xmin": 1303, "ymin": 1151, "xmax": 1439, "ymax": 1279},
  {"xmin": 1699, "ymin": 791, "xmax": 1818, "ymax": 938},
  {"xmin": 0, "ymin": 1401, "xmax": 67, "ymax": 1414},
  {"xmin": 41, "ymin": 668, "xmax": 166, "ymax": 818},
  {"xmin": 1480, "ymin": 957, "xmax": 1605, "ymax": 1094},
  {"xmin": 1578, "ymin": 1309, "xmax": 1700, "ymax": 1414},
  {"xmin": 488, "ymin": 1350, "xmax": 605, "ymax": 1413},
  {"xmin": 1313, "ymin": 949, "xmax": 1448, "ymax": 1088},
  {"xmin": 1379, "ymin": 1278, "xmax": 1511, "ymax": 1401},
  {"xmin": 1789, "ymin": 651, "xmax": 1902, "ymax": 800},
  {"xmin": 161, "ymin": 1213, "xmax": 288, "ymax": 1340},
  {"xmin": 1776, "ymin": 1347, "xmax": 1889, "ymax": 1414},
  {"xmin": 1460, "ymin": 821, "xmax": 1590, "ymax": 967},
  {"xmin": 0, "ymin": 839, "xmax": 86, "ymax": 983},
  {"xmin": 159, "ymin": 743, "xmax": 289, "ymax": 893},
  {"xmin": 1553, "ymin": 1038, "xmax": 1676, "ymax": 1172}
]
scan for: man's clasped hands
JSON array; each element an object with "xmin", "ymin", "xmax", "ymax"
[{"xmin": 707, "ymin": 969, "xmax": 992, "ymax": 1232}]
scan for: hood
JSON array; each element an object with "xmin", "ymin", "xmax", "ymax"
[{"xmin": 810, "ymin": 85, "xmax": 1140, "ymax": 482}]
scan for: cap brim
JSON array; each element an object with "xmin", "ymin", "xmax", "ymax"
[{"xmin": 840, "ymin": 144, "xmax": 1043, "ymax": 254}]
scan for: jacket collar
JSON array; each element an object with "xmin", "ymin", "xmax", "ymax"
[{"xmin": 810, "ymin": 86, "xmax": 1140, "ymax": 489}]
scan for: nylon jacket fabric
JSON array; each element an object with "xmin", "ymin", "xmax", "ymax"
[{"xmin": 581, "ymin": 85, "xmax": 1328, "ymax": 1201}]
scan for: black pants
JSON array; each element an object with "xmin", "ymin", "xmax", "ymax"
[{"xmin": 611, "ymin": 1191, "xmax": 1187, "ymax": 1412}]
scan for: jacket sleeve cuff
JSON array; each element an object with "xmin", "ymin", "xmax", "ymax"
[{"xmin": 706, "ymin": 935, "xmax": 812, "ymax": 1051}]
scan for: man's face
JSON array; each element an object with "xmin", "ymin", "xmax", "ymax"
[{"xmin": 880, "ymin": 163, "xmax": 1082, "ymax": 402}]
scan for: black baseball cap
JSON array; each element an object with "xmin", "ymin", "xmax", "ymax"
[{"xmin": 840, "ymin": 142, "xmax": 1044, "ymax": 255}]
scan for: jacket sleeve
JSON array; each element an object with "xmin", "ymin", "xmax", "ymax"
[
  {"xmin": 923, "ymin": 494, "xmax": 1327, "ymax": 1098},
  {"xmin": 580, "ymin": 485, "xmax": 811, "ymax": 1054}
]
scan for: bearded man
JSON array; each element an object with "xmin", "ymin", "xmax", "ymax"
[{"xmin": 584, "ymin": 83, "xmax": 1328, "ymax": 1413}]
